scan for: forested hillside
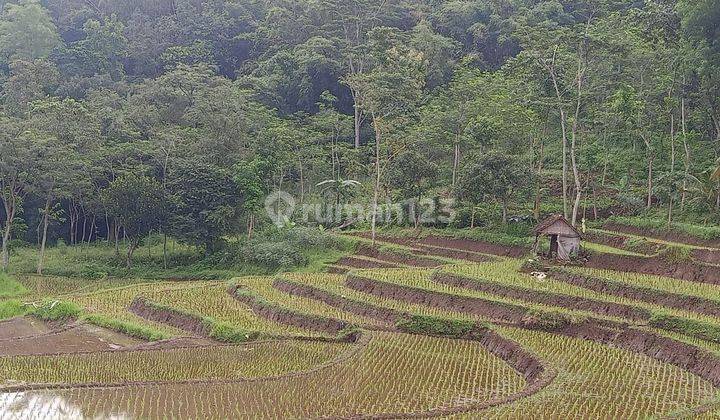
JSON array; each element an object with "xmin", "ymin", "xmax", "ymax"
[{"xmin": 1, "ymin": 0, "xmax": 719, "ymax": 272}]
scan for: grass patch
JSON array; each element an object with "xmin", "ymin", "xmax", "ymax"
[
  {"xmin": 206, "ymin": 321, "xmax": 259, "ymax": 343},
  {"xmin": 30, "ymin": 300, "xmax": 81, "ymax": 321},
  {"xmin": 84, "ymin": 314, "xmax": 171, "ymax": 341},
  {"xmin": 0, "ymin": 299, "xmax": 28, "ymax": 320},
  {"xmin": 0, "ymin": 271, "xmax": 27, "ymax": 298},
  {"xmin": 650, "ymin": 314, "xmax": 720, "ymax": 344},
  {"xmin": 608, "ymin": 216, "xmax": 720, "ymax": 241}
]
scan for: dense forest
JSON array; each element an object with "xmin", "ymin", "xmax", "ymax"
[{"xmin": 1, "ymin": 0, "xmax": 719, "ymax": 273}]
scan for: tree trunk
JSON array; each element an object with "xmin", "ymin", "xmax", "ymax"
[
  {"xmin": 647, "ymin": 155, "xmax": 654, "ymax": 208},
  {"xmin": 533, "ymin": 136, "xmax": 545, "ymax": 222},
  {"xmin": 126, "ymin": 238, "xmax": 139, "ymax": 269},
  {"xmin": 353, "ymin": 96, "xmax": 362, "ymax": 149},
  {"xmin": 452, "ymin": 137, "xmax": 460, "ymax": 190},
  {"xmin": 114, "ymin": 223, "xmax": 121, "ymax": 257},
  {"xmin": 163, "ymin": 233, "xmax": 168, "ymax": 269},
  {"xmin": 37, "ymin": 192, "xmax": 53, "ymax": 276},
  {"xmin": 370, "ymin": 113, "xmax": 382, "ymax": 246},
  {"xmin": 501, "ymin": 200, "xmax": 508, "ymax": 225},
  {"xmin": 681, "ymin": 95, "xmax": 690, "ymax": 208},
  {"xmin": 1, "ymin": 202, "xmax": 14, "ymax": 272},
  {"xmin": 548, "ymin": 48, "xmax": 570, "ymax": 220}
]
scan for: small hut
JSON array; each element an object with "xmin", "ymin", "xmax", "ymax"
[{"xmin": 533, "ymin": 214, "xmax": 582, "ymax": 261}]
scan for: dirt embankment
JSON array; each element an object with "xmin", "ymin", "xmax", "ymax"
[
  {"xmin": 228, "ymin": 285, "xmax": 354, "ymax": 338},
  {"xmin": 583, "ymin": 231, "xmax": 662, "ymax": 256},
  {"xmin": 335, "ymin": 256, "xmax": 402, "ymax": 270},
  {"xmin": 550, "ymin": 269, "xmax": 720, "ymax": 318},
  {"xmin": 273, "ymin": 278, "xmax": 550, "ymax": 386},
  {"xmin": 604, "ymin": 222, "xmax": 720, "ymax": 248},
  {"xmin": 414, "ymin": 245, "xmax": 495, "ymax": 263},
  {"xmin": 348, "ymin": 232, "xmax": 517, "ymax": 260},
  {"xmin": 417, "ymin": 236, "xmax": 529, "ymax": 258},
  {"xmin": 586, "ymin": 252, "xmax": 720, "ymax": 285},
  {"xmin": 355, "ymin": 245, "xmax": 442, "ymax": 268},
  {"xmin": 345, "ymin": 275, "xmax": 529, "ymax": 323},
  {"xmin": 273, "ymin": 279, "xmax": 403, "ymax": 325},
  {"xmin": 691, "ymin": 248, "xmax": 720, "ymax": 265},
  {"xmin": 431, "ymin": 272, "xmax": 651, "ymax": 322},
  {"xmin": 130, "ymin": 297, "xmax": 209, "ymax": 336}
]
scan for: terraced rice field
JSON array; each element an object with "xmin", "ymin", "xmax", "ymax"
[{"xmin": 3, "ymin": 228, "xmax": 720, "ymax": 418}]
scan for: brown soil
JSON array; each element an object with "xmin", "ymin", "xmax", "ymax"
[
  {"xmin": 347, "ymin": 233, "xmax": 502, "ymax": 262},
  {"xmin": 129, "ymin": 297, "xmax": 210, "ymax": 336},
  {"xmin": 273, "ymin": 279, "xmax": 403, "ymax": 326},
  {"xmin": 0, "ymin": 324, "xmax": 142, "ymax": 356},
  {"xmin": 432, "ymin": 272, "xmax": 651, "ymax": 322},
  {"xmin": 414, "ymin": 244, "xmax": 495, "ymax": 263},
  {"xmin": 691, "ymin": 248, "xmax": 720, "ymax": 265},
  {"xmin": 228, "ymin": 285, "xmax": 353, "ymax": 337},
  {"xmin": 326, "ymin": 265, "xmax": 350, "ymax": 274},
  {"xmin": 355, "ymin": 244, "xmax": 441, "ymax": 268},
  {"xmin": 0, "ymin": 317, "xmax": 51, "ymax": 339},
  {"xmin": 550, "ymin": 269, "xmax": 720, "ymax": 318},
  {"xmin": 417, "ymin": 236, "xmax": 529, "ymax": 258},
  {"xmin": 345, "ymin": 275, "xmax": 528, "ymax": 323},
  {"xmin": 336, "ymin": 256, "xmax": 403, "ymax": 270},
  {"xmin": 586, "ymin": 252, "xmax": 720, "ymax": 285},
  {"xmin": 604, "ymin": 222, "xmax": 720, "ymax": 248}
]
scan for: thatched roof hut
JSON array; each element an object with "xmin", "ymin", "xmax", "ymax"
[{"xmin": 533, "ymin": 214, "xmax": 582, "ymax": 261}]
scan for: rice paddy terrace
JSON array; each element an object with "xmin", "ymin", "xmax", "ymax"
[{"xmin": 3, "ymin": 226, "xmax": 720, "ymax": 418}]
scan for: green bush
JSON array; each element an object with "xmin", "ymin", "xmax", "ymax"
[
  {"xmin": 241, "ymin": 241, "xmax": 307, "ymax": 269},
  {"xmin": 609, "ymin": 216, "xmax": 720, "ymax": 241},
  {"xmin": 31, "ymin": 300, "xmax": 81, "ymax": 321},
  {"xmin": 396, "ymin": 315, "xmax": 476, "ymax": 338},
  {"xmin": 84, "ymin": 315, "xmax": 170, "ymax": 341},
  {"xmin": 650, "ymin": 314, "xmax": 720, "ymax": 344},
  {"xmin": 0, "ymin": 300, "xmax": 27, "ymax": 319},
  {"xmin": 660, "ymin": 246, "xmax": 692, "ymax": 264},
  {"xmin": 0, "ymin": 272, "xmax": 27, "ymax": 298},
  {"xmin": 207, "ymin": 321, "xmax": 259, "ymax": 343}
]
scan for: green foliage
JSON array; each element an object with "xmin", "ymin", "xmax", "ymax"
[
  {"xmin": 660, "ymin": 246, "xmax": 692, "ymax": 264},
  {"xmin": 207, "ymin": 321, "xmax": 259, "ymax": 343},
  {"xmin": 609, "ymin": 216, "xmax": 720, "ymax": 241},
  {"xmin": 84, "ymin": 315, "xmax": 170, "ymax": 341},
  {"xmin": 0, "ymin": 272, "xmax": 27, "ymax": 298},
  {"xmin": 0, "ymin": 299, "xmax": 27, "ymax": 319},
  {"xmin": 650, "ymin": 314, "xmax": 720, "ymax": 344},
  {"xmin": 396, "ymin": 315, "xmax": 476, "ymax": 339},
  {"xmin": 0, "ymin": 0, "xmax": 60, "ymax": 62},
  {"xmin": 31, "ymin": 299, "xmax": 81, "ymax": 321},
  {"xmin": 167, "ymin": 160, "xmax": 243, "ymax": 252}
]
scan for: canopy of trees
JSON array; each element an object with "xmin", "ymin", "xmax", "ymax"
[{"xmin": 1, "ymin": 0, "xmax": 719, "ymax": 269}]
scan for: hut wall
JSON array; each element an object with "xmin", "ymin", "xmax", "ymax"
[{"xmin": 557, "ymin": 236, "xmax": 580, "ymax": 260}]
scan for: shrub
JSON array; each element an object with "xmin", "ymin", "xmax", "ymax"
[
  {"xmin": 0, "ymin": 272, "xmax": 27, "ymax": 298},
  {"xmin": 84, "ymin": 315, "xmax": 170, "ymax": 341},
  {"xmin": 31, "ymin": 300, "xmax": 82, "ymax": 321},
  {"xmin": 207, "ymin": 321, "xmax": 259, "ymax": 343},
  {"xmin": 0, "ymin": 300, "xmax": 27, "ymax": 319},
  {"xmin": 660, "ymin": 246, "xmax": 692, "ymax": 264},
  {"xmin": 241, "ymin": 241, "xmax": 307, "ymax": 269}
]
